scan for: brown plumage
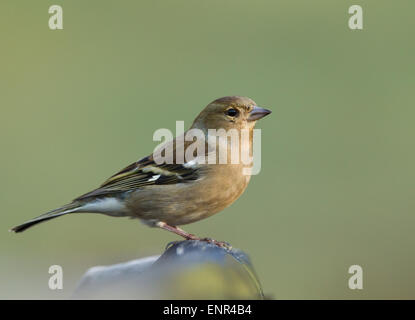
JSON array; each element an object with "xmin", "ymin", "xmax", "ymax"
[{"xmin": 11, "ymin": 96, "xmax": 271, "ymax": 246}]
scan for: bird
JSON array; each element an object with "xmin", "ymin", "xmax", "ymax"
[{"xmin": 11, "ymin": 96, "xmax": 271, "ymax": 246}]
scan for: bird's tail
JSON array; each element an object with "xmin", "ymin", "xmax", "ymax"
[{"xmin": 10, "ymin": 202, "xmax": 82, "ymax": 233}]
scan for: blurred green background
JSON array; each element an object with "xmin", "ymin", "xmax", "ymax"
[{"xmin": 1, "ymin": 0, "xmax": 414, "ymax": 299}]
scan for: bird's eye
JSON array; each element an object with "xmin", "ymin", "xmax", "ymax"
[{"xmin": 225, "ymin": 108, "xmax": 239, "ymax": 117}]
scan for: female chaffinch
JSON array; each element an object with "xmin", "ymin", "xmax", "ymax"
[{"xmin": 12, "ymin": 96, "xmax": 271, "ymax": 246}]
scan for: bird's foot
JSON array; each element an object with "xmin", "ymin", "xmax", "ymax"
[
  {"xmin": 157, "ymin": 222, "xmax": 232, "ymax": 250},
  {"xmin": 200, "ymin": 237, "xmax": 232, "ymax": 250}
]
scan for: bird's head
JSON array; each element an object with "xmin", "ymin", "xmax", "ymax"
[{"xmin": 192, "ymin": 96, "xmax": 271, "ymax": 131}]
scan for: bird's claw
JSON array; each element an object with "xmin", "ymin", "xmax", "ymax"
[
  {"xmin": 200, "ymin": 237, "xmax": 232, "ymax": 250},
  {"xmin": 166, "ymin": 237, "xmax": 232, "ymax": 251}
]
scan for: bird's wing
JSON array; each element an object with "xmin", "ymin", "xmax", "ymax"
[{"xmin": 73, "ymin": 155, "xmax": 201, "ymax": 201}]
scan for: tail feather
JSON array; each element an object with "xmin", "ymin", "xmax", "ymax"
[{"xmin": 11, "ymin": 203, "xmax": 81, "ymax": 233}]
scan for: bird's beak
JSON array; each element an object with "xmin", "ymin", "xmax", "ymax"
[{"xmin": 248, "ymin": 106, "xmax": 272, "ymax": 121}]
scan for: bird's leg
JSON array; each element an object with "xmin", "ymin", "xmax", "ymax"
[
  {"xmin": 156, "ymin": 222, "xmax": 232, "ymax": 249},
  {"xmin": 156, "ymin": 221, "xmax": 200, "ymax": 240}
]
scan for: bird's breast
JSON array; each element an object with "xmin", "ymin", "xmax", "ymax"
[{"xmin": 125, "ymin": 164, "xmax": 251, "ymax": 226}]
